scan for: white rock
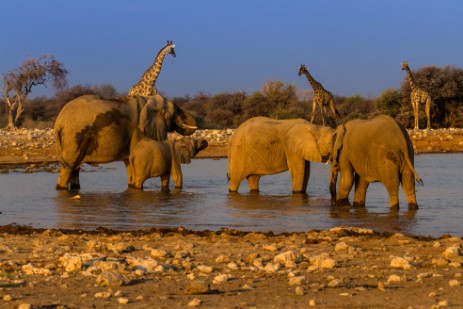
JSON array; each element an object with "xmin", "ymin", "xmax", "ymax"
[
  {"xmin": 387, "ymin": 275, "xmax": 402, "ymax": 283},
  {"xmin": 265, "ymin": 262, "xmax": 280, "ymax": 274},
  {"xmin": 188, "ymin": 298, "xmax": 202, "ymax": 307},
  {"xmin": 274, "ymin": 251, "xmax": 296, "ymax": 265},
  {"xmin": 449, "ymin": 279, "xmax": 461, "ymax": 287},
  {"xmin": 213, "ymin": 274, "xmax": 229, "ymax": 284},
  {"xmin": 197, "ymin": 265, "xmax": 214, "ymax": 273},
  {"xmin": 289, "ymin": 276, "xmax": 305, "ymax": 286},
  {"xmin": 390, "ymin": 256, "xmax": 413, "ymax": 270}
]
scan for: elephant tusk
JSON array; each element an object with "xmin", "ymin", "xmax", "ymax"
[{"xmin": 179, "ymin": 123, "xmax": 197, "ymax": 130}]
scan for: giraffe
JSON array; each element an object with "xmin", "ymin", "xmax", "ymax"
[
  {"xmin": 128, "ymin": 41, "xmax": 176, "ymax": 96},
  {"xmin": 298, "ymin": 64, "xmax": 340, "ymax": 126},
  {"xmin": 401, "ymin": 62, "xmax": 432, "ymax": 130}
]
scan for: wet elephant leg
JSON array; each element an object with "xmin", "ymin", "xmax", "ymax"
[
  {"xmin": 69, "ymin": 168, "xmax": 81, "ymax": 190},
  {"xmin": 337, "ymin": 163, "xmax": 354, "ymax": 206},
  {"xmin": 124, "ymin": 159, "xmax": 135, "ymax": 187},
  {"xmin": 287, "ymin": 154, "xmax": 309, "ymax": 193},
  {"xmin": 247, "ymin": 175, "xmax": 261, "ymax": 192},
  {"xmin": 401, "ymin": 167, "xmax": 419, "ymax": 210},
  {"xmin": 56, "ymin": 164, "xmax": 72, "ymax": 190},
  {"xmin": 161, "ymin": 174, "xmax": 170, "ymax": 192},
  {"xmin": 384, "ymin": 177, "xmax": 400, "ymax": 209},
  {"xmin": 353, "ymin": 174, "xmax": 369, "ymax": 207}
]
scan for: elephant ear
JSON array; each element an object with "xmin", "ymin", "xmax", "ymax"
[
  {"xmin": 285, "ymin": 123, "xmax": 323, "ymax": 162},
  {"xmin": 173, "ymin": 106, "xmax": 198, "ymax": 136},
  {"xmin": 139, "ymin": 100, "xmax": 167, "ymax": 141},
  {"xmin": 332, "ymin": 124, "xmax": 346, "ymax": 169}
]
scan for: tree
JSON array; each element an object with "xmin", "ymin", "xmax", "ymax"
[
  {"xmin": 1, "ymin": 55, "xmax": 68, "ymax": 128},
  {"xmin": 400, "ymin": 65, "xmax": 463, "ymax": 128},
  {"xmin": 375, "ymin": 88, "xmax": 402, "ymax": 117}
]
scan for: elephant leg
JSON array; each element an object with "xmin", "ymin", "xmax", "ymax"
[
  {"xmin": 401, "ymin": 168, "xmax": 419, "ymax": 210},
  {"xmin": 161, "ymin": 174, "xmax": 170, "ymax": 192},
  {"xmin": 353, "ymin": 174, "xmax": 369, "ymax": 207},
  {"xmin": 228, "ymin": 172, "xmax": 244, "ymax": 192},
  {"xmin": 69, "ymin": 168, "xmax": 81, "ymax": 190},
  {"xmin": 56, "ymin": 163, "xmax": 72, "ymax": 190},
  {"xmin": 383, "ymin": 178, "xmax": 400, "ymax": 209},
  {"xmin": 287, "ymin": 155, "xmax": 309, "ymax": 193},
  {"xmin": 337, "ymin": 163, "xmax": 354, "ymax": 206},
  {"xmin": 124, "ymin": 159, "xmax": 134, "ymax": 187},
  {"xmin": 247, "ymin": 175, "xmax": 261, "ymax": 192}
]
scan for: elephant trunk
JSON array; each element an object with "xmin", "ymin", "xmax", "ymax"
[{"xmin": 329, "ymin": 165, "xmax": 338, "ymax": 205}]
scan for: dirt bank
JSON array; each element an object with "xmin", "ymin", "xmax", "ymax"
[
  {"xmin": 1, "ymin": 128, "xmax": 463, "ymax": 166},
  {"xmin": 1, "ymin": 128, "xmax": 463, "ymax": 308},
  {"xmin": 0, "ymin": 226, "xmax": 462, "ymax": 308}
]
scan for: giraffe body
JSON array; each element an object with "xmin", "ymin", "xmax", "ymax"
[
  {"xmin": 401, "ymin": 62, "xmax": 432, "ymax": 130},
  {"xmin": 298, "ymin": 65, "xmax": 340, "ymax": 126},
  {"xmin": 128, "ymin": 41, "xmax": 176, "ymax": 96}
]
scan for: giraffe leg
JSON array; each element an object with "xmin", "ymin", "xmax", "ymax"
[
  {"xmin": 321, "ymin": 105, "xmax": 326, "ymax": 126},
  {"xmin": 329, "ymin": 98, "xmax": 339, "ymax": 125},
  {"xmin": 425, "ymin": 98, "xmax": 431, "ymax": 130},
  {"xmin": 411, "ymin": 100, "xmax": 418, "ymax": 130},
  {"xmin": 310, "ymin": 100, "xmax": 317, "ymax": 123}
]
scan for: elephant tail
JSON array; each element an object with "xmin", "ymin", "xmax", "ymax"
[{"xmin": 404, "ymin": 153, "xmax": 424, "ymax": 186}]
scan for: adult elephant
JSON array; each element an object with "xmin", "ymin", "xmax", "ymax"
[
  {"xmin": 54, "ymin": 94, "xmax": 197, "ymax": 190},
  {"xmin": 329, "ymin": 115, "xmax": 423, "ymax": 210},
  {"xmin": 228, "ymin": 117, "xmax": 335, "ymax": 193}
]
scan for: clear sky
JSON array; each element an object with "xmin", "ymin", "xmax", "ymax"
[{"xmin": 2, "ymin": 0, "xmax": 463, "ymax": 99}]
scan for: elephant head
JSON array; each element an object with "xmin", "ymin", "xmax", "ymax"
[
  {"xmin": 285, "ymin": 121, "xmax": 334, "ymax": 163},
  {"xmin": 139, "ymin": 95, "xmax": 197, "ymax": 140},
  {"xmin": 171, "ymin": 137, "xmax": 208, "ymax": 188}
]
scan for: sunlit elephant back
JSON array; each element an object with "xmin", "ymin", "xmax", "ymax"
[{"xmin": 54, "ymin": 94, "xmax": 198, "ymax": 190}]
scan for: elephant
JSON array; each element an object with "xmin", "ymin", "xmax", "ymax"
[
  {"xmin": 228, "ymin": 117, "xmax": 335, "ymax": 193},
  {"xmin": 329, "ymin": 114, "xmax": 423, "ymax": 210},
  {"xmin": 129, "ymin": 137, "xmax": 208, "ymax": 190},
  {"xmin": 54, "ymin": 94, "xmax": 198, "ymax": 190}
]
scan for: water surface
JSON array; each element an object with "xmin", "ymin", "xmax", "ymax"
[{"xmin": 0, "ymin": 154, "xmax": 462, "ymax": 237}]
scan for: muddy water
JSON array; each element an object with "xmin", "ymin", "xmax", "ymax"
[{"xmin": 0, "ymin": 154, "xmax": 462, "ymax": 237}]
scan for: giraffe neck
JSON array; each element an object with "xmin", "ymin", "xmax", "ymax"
[
  {"xmin": 142, "ymin": 47, "xmax": 171, "ymax": 88},
  {"xmin": 405, "ymin": 67, "xmax": 418, "ymax": 91},
  {"xmin": 303, "ymin": 70, "xmax": 321, "ymax": 90}
]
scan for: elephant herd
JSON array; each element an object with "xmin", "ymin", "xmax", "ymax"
[{"xmin": 54, "ymin": 94, "xmax": 422, "ymax": 210}]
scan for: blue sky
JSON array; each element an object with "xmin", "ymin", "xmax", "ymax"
[{"xmin": 2, "ymin": 1, "xmax": 462, "ymax": 98}]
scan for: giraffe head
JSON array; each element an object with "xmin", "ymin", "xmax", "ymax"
[
  {"xmin": 165, "ymin": 40, "xmax": 176, "ymax": 58},
  {"xmin": 298, "ymin": 64, "xmax": 308, "ymax": 76},
  {"xmin": 401, "ymin": 62, "xmax": 410, "ymax": 71}
]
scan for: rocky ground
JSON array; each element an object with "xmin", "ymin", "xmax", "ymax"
[{"xmin": 1, "ymin": 127, "xmax": 463, "ymax": 308}]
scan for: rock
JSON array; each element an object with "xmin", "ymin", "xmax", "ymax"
[
  {"xmin": 263, "ymin": 244, "xmax": 278, "ymax": 251},
  {"xmin": 213, "ymin": 274, "xmax": 229, "ymax": 284},
  {"xmin": 126, "ymin": 257, "xmax": 158, "ymax": 273},
  {"xmin": 443, "ymin": 246, "xmax": 463, "ymax": 262},
  {"xmin": 215, "ymin": 255, "xmax": 230, "ymax": 264},
  {"xmin": 196, "ymin": 265, "xmax": 213, "ymax": 273},
  {"xmin": 390, "ymin": 256, "xmax": 413, "ymax": 270},
  {"xmin": 274, "ymin": 251, "xmax": 296, "ymax": 265},
  {"xmin": 295, "ymin": 286, "xmax": 305, "ymax": 296},
  {"xmin": 448, "ymin": 279, "xmax": 460, "ymax": 287},
  {"xmin": 3, "ymin": 294, "xmax": 12, "ymax": 301},
  {"xmin": 185, "ymin": 281, "xmax": 210, "ymax": 295},
  {"xmin": 387, "ymin": 274, "xmax": 402, "ymax": 283},
  {"xmin": 150, "ymin": 248, "xmax": 169, "ymax": 258},
  {"xmin": 117, "ymin": 297, "xmax": 129, "ymax": 304},
  {"xmin": 334, "ymin": 241, "xmax": 354, "ymax": 253},
  {"xmin": 327, "ymin": 278, "xmax": 341, "ymax": 287},
  {"xmin": 188, "ymin": 298, "xmax": 202, "ymax": 307},
  {"xmin": 309, "ymin": 254, "xmax": 337, "ymax": 269},
  {"xmin": 289, "ymin": 276, "xmax": 305, "ymax": 286},
  {"xmin": 95, "ymin": 270, "xmax": 128, "ymax": 287},
  {"xmin": 265, "ymin": 262, "xmax": 280, "ymax": 273},
  {"xmin": 94, "ymin": 291, "xmax": 112, "ymax": 299},
  {"xmin": 17, "ymin": 304, "xmax": 31, "ymax": 309}
]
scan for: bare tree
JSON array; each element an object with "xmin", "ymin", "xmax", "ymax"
[{"xmin": 1, "ymin": 55, "xmax": 68, "ymax": 128}]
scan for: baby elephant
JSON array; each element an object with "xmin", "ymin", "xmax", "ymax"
[{"xmin": 129, "ymin": 137, "xmax": 208, "ymax": 190}]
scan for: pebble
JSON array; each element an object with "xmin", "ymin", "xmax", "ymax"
[
  {"xmin": 448, "ymin": 279, "xmax": 460, "ymax": 287},
  {"xmin": 274, "ymin": 251, "xmax": 296, "ymax": 265},
  {"xmin": 185, "ymin": 281, "xmax": 210, "ymax": 295},
  {"xmin": 188, "ymin": 298, "xmax": 202, "ymax": 307},
  {"xmin": 289, "ymin": 276, "xmax": 305, "ymax": 286},
  {"xmin": 117, "ymin": 297, "xmax": 129, "ymax": 304}
]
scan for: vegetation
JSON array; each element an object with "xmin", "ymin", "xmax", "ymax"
[{"xmin": 2, "ymin": 59, "xmax": 463, "ymax": 130}]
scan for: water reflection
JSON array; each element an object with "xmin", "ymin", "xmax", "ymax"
[{"xmin": 0, "ymin": 154, "xmax": 462, "ymax": 237}]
